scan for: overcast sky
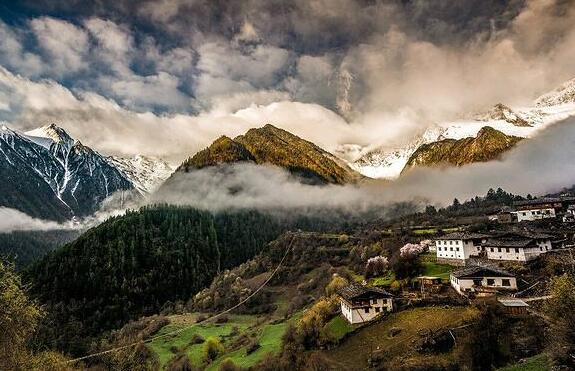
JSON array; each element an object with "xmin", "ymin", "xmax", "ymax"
[{"xmin": 1, "ymin": 0, "xmax": 575, "ymax": 162}]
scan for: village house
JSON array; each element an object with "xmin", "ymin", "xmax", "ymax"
[
  {"xmin": 512, "ymin": 198, "xmax": 559, "ymax": 222},
  {"xmin": 563, "ymin": 205, "xmax": 575, "ymax": 222},
  {"xmin": 338, "ymin": 283, "xmax": 394, "ymax": 324},
  {"xmin": 434, "ymin": 232, "xmax": 489, "ymax": 266},
  {"xmin": 484, "ymin": 231, "xmax": 553, "ymax": 262},
  {"xmin": 450, "ymin": 265, "xmax": 517, "ymax": 296},
  {"xmin": 490, "ymin": 206, "xmax": 516, "ymax": 224}
]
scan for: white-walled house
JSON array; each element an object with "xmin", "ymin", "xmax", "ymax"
[
  {"xmin": 513, "ymin": 207, "xmax": 556, "ymax": 222},
  {"xmin": 434, "ymin": 232, "xmax": 489, "ymax": 266},
  {"xmin": 338, "ymin": 284, "xmax": 394, "ymax": 324},
  {"xmin": 484, "ymin": 231, "xmax": 553, "ymax": 262},
  {"xmin": 450, "ymin": 265, "xmax": 517, "ymax": 296},
  {"xmin": 513, "ymin": 198, "xmax": 560, "ymax": 222}
]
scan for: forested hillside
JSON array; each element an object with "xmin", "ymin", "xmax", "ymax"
[
  {"xmin": 0, "ymin": 230, "xmax": 80, "ymax": 269},
  {"xmin": 26, "ymin": 206, "xmax": 284, "ymax": 355}
]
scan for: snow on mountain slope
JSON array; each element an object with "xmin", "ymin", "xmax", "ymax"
[
  {"xmin": 0, "ymin": 124, "xmax": 136, "ymax": 219},
  {"xmin": 108, "ymin": 155, "xmax": 173, "ymax": 194},
  {"xmin": 347, "ymin": 81, "xmax": 575, "ymax": 179},
  {"xmin": 535, "ymin": 78, "xmax": 575, "ymax": 107}
]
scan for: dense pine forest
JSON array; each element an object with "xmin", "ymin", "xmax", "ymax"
[
  {"xmin": 26, "ymin": 206, "xmax": 285, "ymax": 355},
  {"xmin": 0, "ymin": 230, "xmax": 80, "ymax": 269}
]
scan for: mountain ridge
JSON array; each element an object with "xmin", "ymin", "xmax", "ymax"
[
  {"xmin": 401, "ymin": 126, "xmax": 522, "ymax": 174},
  {"xmin": 177, "ymin": 124, "xmax": 362, "ymax": 185},
  {"xmin": 0, "ymin": 124, "xmax": 135, "ymax": 220}
]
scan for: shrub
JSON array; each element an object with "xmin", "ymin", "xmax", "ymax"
[
  {"xmin": 203, "ymin": 337, "xmax": 224, "ymax": 362},
  {"xmin": 392, "ymin": 253, "xmax": 423, "ymax": 280},
  {"xmin": 219, "ymin": 358, "xmax": 241, "ymax": 371},
  {"xmin": 297, "ymin": 296, "xmax": 339, "ymax": 348},
  {"xmin": 166, "ymin": 353, "xmax": 196, "ymax": 371},
  {"xmin": 365, "ymin": 256, "xmax": 389, "ymax": 278},
  {"xmin": 190, "ymin": 334, "xmax": 205, "ymax": 345},
  {"xmin": 399, "ymin": 243, "xmax": 425, "ymax": 257},
  {"xmin": 325, "ymin": 275, "xmax": 349, "ymax": 296},
  {"xmin": 545, "ymin": 274, "xmax": 575, "ymax": 368},
  {"xmin": 246, "ymin": 339, "xmax": 261, "ymax": 355}
]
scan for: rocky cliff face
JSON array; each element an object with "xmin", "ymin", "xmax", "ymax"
[
  {"xmin": 401, "ymin": 126, "xmax": 522, "ymax": 174},
  {"xmin": 177, "ymin": 124, "xmax": 362, "ymax": 184}
]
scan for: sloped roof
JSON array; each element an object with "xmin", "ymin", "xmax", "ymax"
[
  {"xmin": 435, "ymin": 232, "xmax": 490, "ymax": 241},
  {"xmin": 514, "ymin": 197, "xmax": 560, "ymax": 207},
  {"xmin": 451, "ymin": 265, "xmax": 514, "ymax": 279},
  {"xmin": 483, "ymin": 238, "xmax": 536, "ymax": 248},
  {"xmin": 495, "ymin": 230, "xmax": 554, "ymax": 239},
  {"xmin": 338, "ymin": 283, "xmax": 393, "ymax": 300}
]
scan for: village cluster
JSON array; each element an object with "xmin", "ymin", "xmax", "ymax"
[{"xmin": 337, "ymin": 196, "xmax": 575, "ymax": 325}]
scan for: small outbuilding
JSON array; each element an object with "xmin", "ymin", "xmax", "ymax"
[
  {"xmin": 417, "ymin": 276, "xmax": 443, "ymax": 294},
  {"xmin": 338, "ymin": 283, "xmax": 394, "ymax": 324},
  {"xmin": 497, "ymin": 297, "xmax": 529, "ymax": 316}
]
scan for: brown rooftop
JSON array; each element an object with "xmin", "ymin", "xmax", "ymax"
[{"xmin": 337, "ymin": 283, "xmax": 393, "ymax": 300}]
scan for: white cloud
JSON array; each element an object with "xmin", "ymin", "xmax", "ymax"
[
  {"xmin": 30, "ymin": 17, "xmax": 89, "ymax": 76},
  {"xmin": 100, "ymin": 71, "xmax": 191, "ymax": 112},
  {"xmin": 0, "ymin": 67, "xmax": 352, "ymax": 163},
  {"xmin": 0, "ymin": 207, "xmax": 71, "ymax": 233},
  {"xmin": 0, "ymin": 21, "xmax": 44, "ymax": 77},
  {"xmin": 195, "ymin": 42, "xmax": 290, "ymax": 105}
]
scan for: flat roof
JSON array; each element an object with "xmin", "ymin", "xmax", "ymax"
[{"xmin": 498, "ymin": 298, "xmax": 529, "ymax": 307}]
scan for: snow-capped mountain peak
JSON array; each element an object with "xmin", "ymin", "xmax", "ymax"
[
  {"xmin": 347, "ymin": 78, "xmax": 575, "ymax": 179},
  {"xmin": 475, "ymin": 103, "xmax": 531, "ymax": 127},
  {"xmin": 1, "ymin": 124, "xmax": 136, "ymax": 220},
  {"xmin": 108, "ymin": 155, "xmax": 173, "ymax": 194},
  {"xmin": 535, "ymin": 77, "xmax": 575, "ymax": 107},
  {"xmin": 25, "ymin": 123, "xmax": 74, "ymax": 150}
]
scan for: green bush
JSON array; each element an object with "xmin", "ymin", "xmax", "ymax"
[{"xmin": 203, "ymin": 336, "xmax": 224, "ymax": 362}]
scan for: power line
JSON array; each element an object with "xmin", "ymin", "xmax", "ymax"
[{"xmin": 66, "ymin": 236, "xmax": 294, "ymax": 365}]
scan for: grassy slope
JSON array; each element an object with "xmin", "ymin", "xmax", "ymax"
[
  {"xmin": 322, "ymin": 307, "xmax": 479, "ymax": 370},
  {"xmin": 149, "ymin": 314, "xmax": 254, "ymax": 367},
  {"xmin": 324, "ymin": 316, "xmax": 355, "ymax": 342},
  {"xmin": 420, "ymin": 252, "xmax": 453, "ymax": 280},
  {"xmin": 149, "ymin": 313, "xmax": 300, "ymax": 369},
  {"xmin": 497, "ymin": 354, "xmax": 550, "ymax": 371},
  {"xmin": 353, "ymin": 253, "xmax": 453, "ymax": 286},
  {"xmin": 208, "ymin": 322, "xmax": 288, "ymax": 370}
]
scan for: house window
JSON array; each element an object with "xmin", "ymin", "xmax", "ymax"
[
  {"xmin": 456, "ymin": 247, "xmax": 459, "ymax": 251},
  {"xmin": 505, "ymin": 248, "xmax": 510, "ymax": 253},
  {"xmin": 364, "ymin": 308, "xmax": 369, "ymax": 313},
  {"xmin": 498, "ymin": 248, "xmax": 502, "ymax": 252},
  {"xmin": 450, "ymin": 247, "xmax": 453, "ymax": 251},
  {"xmin": 490, "ymin": 248, "xmax": 494, "ymax": 252},
  {"xmin": 375, "ymin": 307, "xmax": 381, "ymax": 313},
  {"xmin": 515, "ymin": 248, "xmax": 519, "ymax": 253},
  {"xmin": 502, "ymin": 279, "xmax": 510, "ymax": 287},
  {"xmin": 372, "ymin": 299, "xmax": 377, "ymax": 304},
  {"xmin": 487, "ymin": 279, "xmax": 495, "ymax": 285}
]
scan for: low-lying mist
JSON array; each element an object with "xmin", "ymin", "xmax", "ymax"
[
  {"xmin": 5, "ymin": 116, "xmax": 575, "ymax": 233},
  {"xmin": 154, "ymin": 116, "xmax": 575, "ymax": 212}
]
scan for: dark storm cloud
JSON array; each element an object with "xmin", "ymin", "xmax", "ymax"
[
  {"xmin": 1, "ymin": 0, "xmax": 575, "ymax": 160},
  {"xmin": 10, "ymin": 0, "xmax": 528, "ymax": 51}
]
